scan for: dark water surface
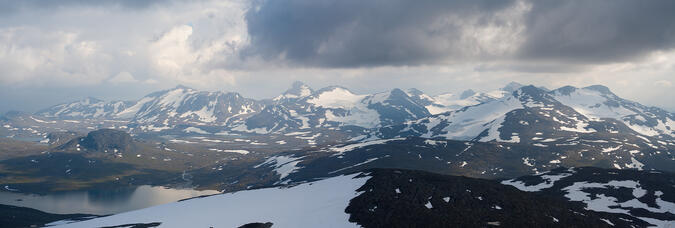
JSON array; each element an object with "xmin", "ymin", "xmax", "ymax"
[{"xmin": 0, "ymin": 185, "xmax": 219, "ymax": 215}]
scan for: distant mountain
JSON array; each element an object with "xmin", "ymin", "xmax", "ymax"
[
  {"xmin": 272, "ymin": 81, "xmax": 313, "ymax": 102},
  {"xmin": 501, "ymin": 81, "xmax": 525, "ymax": 92},
  {"xmin": 377, "ymin": 85, "xmax": 675, "ymax": 143},
  {"xmin": 552, "ymin": 85, "xmax": 675, "ymax": 139},
  {"xmin": 231, "ymin": 84, "xmax": 432, "ymax": 133},
  {"xmin": 48, "ymin": 168, "xmax": 670, "ymax": 227},
  {"xmin": 420, "ymin": 82, "xmax": 524, "ymax": 115},
  {"xmin": 403, "ymin": 88, "xmax": 451, "ymax": 115},
  {"xmin": 58, "ymin": 129, "xmax": 135, "ymax": 153},
  {"xmin": 35, "ymin": 97, "xmax": 133, "ymax": 119},
  {"xmin": 32, "ymin": 86, "xmax": 266, "ymax": 132},
  {"xmin": 430, "ymin": 89, "xmax": 505, "ymax": 114},
  {"xmin": 233, "ymin": 104, "xmax": 304, "ymax": 134},
  {"xmin": 118, "ymin": 86, "xmax": 265, "ymax": 129},
  {"xmin": 14, "ymin": 82, "xmax": 675, "ymax": 141}
]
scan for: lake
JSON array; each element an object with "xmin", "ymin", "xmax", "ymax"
[{"xmin": 0, "ymin": 185, "xmax": 220, "ymax": 215}]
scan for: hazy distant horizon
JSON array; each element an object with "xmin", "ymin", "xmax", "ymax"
[{"xmin": 2, "ymin": 80, "xmax": 674, "ymax": 114}]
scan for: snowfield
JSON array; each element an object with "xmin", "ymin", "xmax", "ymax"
[
  {"xmin": 50, "ymin": 174, "xmax": 370, "ymax": 228},
  {"xmin": 255, "ymin": 155, "xmax": 306, "ymax": 182},
  {"xmin": 307, "ymin": 87, "xmax": 365, "ymax": 109},
  {"xmin": 501, "ymin": 171, "xmax": 572, "ymax": 192},
  {"xmin": 330, "ymin": 138, "xmax": 406, "ymax": 155}
]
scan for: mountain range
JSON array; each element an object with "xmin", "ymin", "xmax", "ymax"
[{"xmin": 4, "ymin": 82, "xmax": 674, "ymax": 141}]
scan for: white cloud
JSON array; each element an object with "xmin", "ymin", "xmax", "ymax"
[
  {"xmin": 0, "ymin": 0, "xmax": 248, "ymax": 89},
  {"xmin": 149, "ymin": 25, "xmax": 196, "ymax": 77},
  {"xmin": 654, "ymin": 80, "xmax": 672, "ymax": 88},
  {"xmin": 0, "ymin": 0, "xmax": 673, "ymax": 113},
  {"xmin": 0, "ymin": 27, "xmax": 112, "ymax": 86}
]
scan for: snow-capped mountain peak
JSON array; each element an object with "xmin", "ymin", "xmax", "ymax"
[
  {"xmin": 430, "ymin": 89, "xmax": 503, "ymax": 114},
  {"xmin": 274, "ymin": 81, "xmax": 314, "ymax": 101},
  {"xmin": 26, "ymin": 82, "xmax": 674, "ymax": 140},
  {"xmin": 306, "ymin": 86, "xmax": 364, "ymax": 109},
  {"xmin": 458, "ymin": 89, "xmax": 476, "ymax": 99},
  {"xmin": 114, "ymin": 86, "xmax": 265, "ymax": 129},
  {"xmin": 501, "ymin": 81, "xmax": 524, "ymax": 92},
  {"xmin": 35, "ymin": 97, "xmax": 133, "ymax": 119},
  {"xmin": 403, "ymin": 88, "xmax": 437, "ymax": 105},
  {"xmin": 583, "ymin": 84, "xmax": 614, "ymax": 95},
  {"xmin": 551, "ymin": 85, "xmax": 674, "ymax": 138}
]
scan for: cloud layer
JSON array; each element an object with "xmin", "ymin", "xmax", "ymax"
[
  {"xmin": 243, "ymin": 0, "xmax": 675, "ymax": 68},
  {"xmin": 243, "ymin": 0, "xmax": 522, "ymax": 67},
  {"xmin": 0, "ymin": 0, "xmax": 674, "ymax": 112},
  {"xmin": 519, "ymin": 0, "xmax": 675, "ymax": 63}
]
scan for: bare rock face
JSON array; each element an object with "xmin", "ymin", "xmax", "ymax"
[
  {"xmin": 79, "ymin": 129, "xmax": 134, "ymax": 152},
  {"xmin": 46, "ymin": 131, "xmax": 83, "ymax": 146},
  {"xmin": 57, "ymin": 129, "xmax": 135, "ymax": 153},
  {"xmin": 238, "ymin": 222, "xmax": 273, "ymax": 228},
  {"xmin": 346, "ymin": 168, "xmax": 651, "ymax": 227}
]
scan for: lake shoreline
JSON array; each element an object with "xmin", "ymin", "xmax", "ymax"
[{"xmin": 0, "ymin": 185, "xmax": 219, "ymax": 215}]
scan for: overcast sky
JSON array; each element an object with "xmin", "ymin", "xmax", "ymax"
[{"xmin": 1, "ymin": 0, "xmax": 674, "ymax": 113}]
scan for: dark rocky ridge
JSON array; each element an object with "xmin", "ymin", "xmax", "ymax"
[
  {"xmin": 80, "ymin": 129, "xmax": 134, "ymax": 152},
  {"xmin": 58, "ymin": 129, "xmax": 135, "ymax": 152},
  {"xmin": 346, "ymin": 169, "xmax": 644, "ymax": 227},
  {"xmin": 46, "ymin": 131, "xmax": 83, "ymax": 146},
  {"xmin": 253, "ymin": 136, "xmax": 674, "ymax": 189},
  {"xmin": 0, "ymin": 204, "xmax": 95, "ymax": 228},
  {"xmin": 505, "ymin": 166, "xmax": 675, "ymax": 225},
  {"xmin": 238, "ymin": 222, "xmax": 274, "ymax": 228}
]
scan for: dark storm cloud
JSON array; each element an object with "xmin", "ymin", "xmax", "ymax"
[
  {"xmin": 242, "ymin": 0, "xmax": 517, "ymax": 67},
  {"xmin": 519, "ymin": 0, "xmax": 675, "ymax": 63},
  {"xmin": 243, "ymin": 0, "xmax": 675, "ymax": 67}
]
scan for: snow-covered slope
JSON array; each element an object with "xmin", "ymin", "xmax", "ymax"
[
  {"xmin": 305, "ymin": 87, "xmax": 431, "ymax": 128},
  {"xmin": 430, "ymin": 89, "xmax": 506, "ymax": 114},
  {"xmin": 552, "ymin": 85, "xmax": 675, "ymax": 139},
  {"xmin": 232, "ymin": 105, "xmax": 305, "ymax": 134},
  {"xmin": 273, "ymin": 81, "xmax": 314, "ymax": 102},
  {"xmin": 307, "ymin": 86, "xmax": 366, "ymax": 109},
  {"xmin": 51, "ymin": 173, "xmax": 369, "ymax": 228},
  {"xmin": 377, "ymin": 84, "xmax": 675, "ymax": 146},
  {"xmin": 234, "ymin": 85, "xmax": 432, "ymax": 133},
  {"xmin": 379, "ymin": 85, "xmax": 573, "ymax": 141},
  {"xmin": 403, "ymin": 88, "xmax": 451, "ymax": 115},
  {"xmin": 36, "ymin": 97, "xmax": 133, "ymax": 119},
  {"xmin": 404, "ymin": 86, "xmax": 509, "ymax": 115},
  {"xmin": 117, "ymin": 86, "xmax": 264, "ymax": 130}
]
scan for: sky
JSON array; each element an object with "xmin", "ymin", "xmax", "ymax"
[{"xmin": 1, "ymin": 0, "xmax": 674, "ymax": 113}]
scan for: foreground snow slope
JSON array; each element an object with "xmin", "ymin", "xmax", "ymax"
[
  {"xmin": 46, "ymin": 168, "xmax": 672, "ymax": 227},
  {"xmin": 52, "ymin": 174, "xmax": 368, "ymax": 228}
]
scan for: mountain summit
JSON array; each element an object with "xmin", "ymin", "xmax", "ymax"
[{"xmin": 274, "ymin": 81, "xmax": 314, "ymax": 101}]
